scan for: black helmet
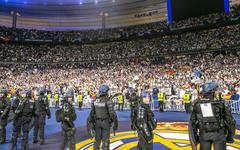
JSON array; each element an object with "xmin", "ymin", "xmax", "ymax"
[
  {"xmin": 39, "ymin": 88, "xmax": 46, "ymax": 95},
  {"xmin": 99, "ymin": 85, "xmax": 110, "ymax": 96},
  {"xmin": 64, "ymin": 92, "xmax": 73, "ymax": 99},
  {"xmin": 26, "ymin": 90, "xmax": 32, "ymax": 98},
  {"xmin": 201, "ymin": 82, "xmax": 218, "ymax": 94}
]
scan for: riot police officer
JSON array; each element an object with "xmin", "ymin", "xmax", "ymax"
[
  {"xmin": 56, "ymin": 92, "xmax": 76, "ymax": 150},
  {"xmin": 190, "ymin": 82, "xmax": 236, "ymax": 150},
  {"xmin": 0, "ymin": 89, "xmax": 11, "ymax": 144},
  {"xmin": 12, "ymin": 89, "xmax": 21, "ymax": 112},
  {"xmin": 129, "ymin": 89, "xmax": 139, "ymax": 130},
  {"xmin": 11, "ymin": 89, "xmax": 22, "ymax": 140},
  {"xmin": 133, "ymin": 92, "xmax": 157, "ymax": 150},
  {"xmin": 33, "ymin": 89, "xmax": 51, "ymax": 145},
  {"xmin": 10, "ymin": 90, "xmax": 35, "ymax": 150},
  {"xmin": 87, "ymin": 84, "xmax": 118, "ymax": 150}
]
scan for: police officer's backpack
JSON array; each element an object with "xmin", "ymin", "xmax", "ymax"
[
  {"xmin": 224, "ymin": 105, "xmax": 236, "ymax": 138},
  {"xmin": 55, "ymin": 109, "xmax": 63, "ymax": 122}
]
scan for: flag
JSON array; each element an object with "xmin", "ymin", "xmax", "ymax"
[
  {"xmin": 166, "ymin": 69, "xmax": 177, "ymax": 75},
  {"xmin": 0, "ymin": 36, "xmax": 11, "ymax": 42}
]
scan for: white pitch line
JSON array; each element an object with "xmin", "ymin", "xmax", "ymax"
[
  {"xmin": 227, "ymin": 146, "xmax": 240, "ymax": 150},
  {"xmin": 110, "ymin": 140, "xmax": 124, "ymax": 150},
  {"xmin": 80, "ymin": 143, "xmax": 93, "ymax": 150},
  {"xmin": 155, "ymin": 132, "xmax": 189, "ymax": 140}
]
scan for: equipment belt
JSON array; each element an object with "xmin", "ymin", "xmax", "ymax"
[{"xmin": 96, "ymin": 118, "xmax": 109, "ymax": 121}]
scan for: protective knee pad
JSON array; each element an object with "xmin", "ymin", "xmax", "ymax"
[
  {"xmin": 60, "ymin": 141, "xmax": 67, "ymax": 150},
  {"xmin": 21, "ymin": 144, "xmax": 28, "ymax": 150},
  {"xmin": 102, "ymin": 140, "xmax": 110, "ymax": 150},
  {"xmin": 22, "ymin": 135, "xmax": 28, "ymax": 145},
  {"xmin": 69, "ymin": 141, "xmax": 76, "ymax": 150}
]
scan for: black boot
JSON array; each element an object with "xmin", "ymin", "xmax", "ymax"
[
  {"xmin": 40, "ymin": 139, "xmax": 44, "ymax": 145},
  {"xmin": 0, "ymin": 139, "xmax": 5, "ymax": 144},
  {"xmin": 10, "ymin": 138, "xmax": 17, "ymax": 150},
  {"xmin": 10, "ymin": 145, "xmax": 17, "ymax": 150},
  {"xmin": 22, "ymin": 137, "xmax": 28, "ymax": 150},
  {"xmin": 32, "ymin": 137, "xmax": 38, "ymax": 144},
  {"xmin": 21, "ymin": 143, "xmax": 28, "ymax": 150}
]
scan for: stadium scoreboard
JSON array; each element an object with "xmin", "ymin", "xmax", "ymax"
[{"xmin": 167, "ymin": 0, "xmax": 230, "ymax": 23}]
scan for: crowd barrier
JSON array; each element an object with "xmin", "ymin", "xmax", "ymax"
[
  {"xmin": 226, "ymin": 100, "xmax": 240, "ymax": 114},
  {"xmin": 47, "ymin": 96, "xmax": 240, "ymax": 114}
]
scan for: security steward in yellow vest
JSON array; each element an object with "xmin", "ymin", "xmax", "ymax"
[
  {"xmin": 54, "ymin": 93, "xmax": 59, "ymax": 108},
  {"xmin": 158, "ymin": 92, "xmax": 166, "ymax": 112},
  {"xmin": 77, "ymin": 93, "xmax": 83, "ymax": 110},
  {"xmin": 182, "ymin": 92, "xmax": 192, "ymax": 114},
  {"xmin": 117, "ymin": 94, "xmax": 124, "ymax": 111},
  {"xmin": 215, "ymin": 91, "xmax": 223, "ymax": 101},
  {"xmin": 7, "ymin": 93, "xmax": 12, "ymax": 102},
  {"xmin": 47, "ymin": 93, "xmax": 52, "ymax": 102}
]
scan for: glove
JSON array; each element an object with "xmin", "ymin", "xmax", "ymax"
[
  {"xmin": 65, "ymin": 117, "xmax": 70, "ymax": 121},
  {"xmin": 193, "ymin": 133, "xmax": 200, "ymax": 144},
  {"xmin": 131, "ymin": 124, "xmax": 136, "ymax": 131},
  {"xmin": 226, "ymin": 136, "xmax": 234, "ymax": 143}
]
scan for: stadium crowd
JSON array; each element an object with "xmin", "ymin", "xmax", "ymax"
[
  {"xmin": 0, "ymin": 51, "xmax": 240, "ymax": 99},
  {"xmin": 0, "ymin": 24, "xmax": 240, "ymax": 63},
  {"xmin": 171, "ymin": 10, "xmax": 240, "ymax": 29}
]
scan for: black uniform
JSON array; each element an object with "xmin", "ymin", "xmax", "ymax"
[
  {"xmin": 0, "ymin": 91, "xmax": 11, "ymax": 144},
  {"xmin": 56, "ymin": 99, "xmax": 77, "ymax": 150},
  {"xmin": 190, "ymin": 99, "xmax": 236, "ymax": 150},
  {"xmin": 11, "ymin": 93, "xmax": 22, "ymax": 140},
  {"xmin": 134, "ymin": 102, "xmax": 157, "ymax": 150},
  {"xmin": 129, "ymin": 92, "xmax": 139, "ymax": 130},
  {"xmin": 12, "ymin": 93, "xmax": 20, "ymax": 112},
  {"xmin": 88, "ymin": 95, "xmax": 118, "ymax": 150},
  {"xmin": 11, "ymin": 93, "xmax": 35, "ymax": 150},
  {"xmin": 33, "ymin": 93, "xmax": 51, "ymax": 144}
]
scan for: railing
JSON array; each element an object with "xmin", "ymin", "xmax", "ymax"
[
  {"xmin": 149, "ymin": 96, "xmax": 185, "ymax": 112},
  {"xmin": 47, "ymin": 96, "xmax": 240, "ymax": 114},
  {"xmin": 226, "ymin": 100, "xmax": 240, "ymax": 114}
]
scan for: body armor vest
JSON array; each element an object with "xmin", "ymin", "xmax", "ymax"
[
  {"xmin": 22, "ymin": 99, "xmax": 35, "ymax": 118},
  {"xmin": 93, "ymin": 97, "xmax": 109, "ymax": 119},
  {"xmin": 196, "ymin": 99, "xmax": 225, "ymax": 132}
]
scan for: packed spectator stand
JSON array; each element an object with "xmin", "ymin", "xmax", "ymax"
[{"xmin": 0, "ymin": 9, "xmax": 240, "ymax": 104}]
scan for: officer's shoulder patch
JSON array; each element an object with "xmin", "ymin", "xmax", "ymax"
[{"xmin": 95, "ymin": 98, "xmax": 100, "ymax": 103}]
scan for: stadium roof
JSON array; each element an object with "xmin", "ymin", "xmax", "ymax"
[{"xmin": 0, "ymin": 0, "xmax": 167, "ymax": 30}]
